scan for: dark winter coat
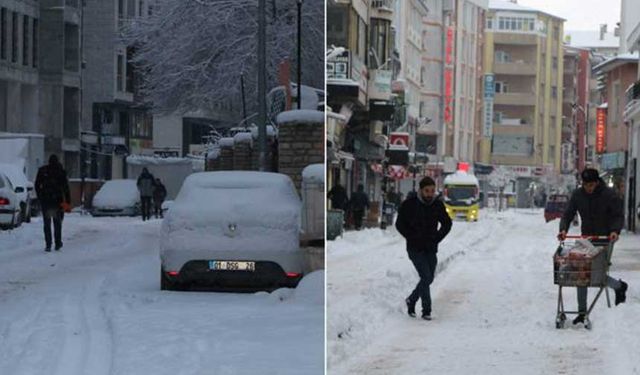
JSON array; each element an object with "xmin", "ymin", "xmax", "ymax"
[
  {"xmin": 328, "ymin": 184, "xmax": 349, "ymax": 210},
  {"xmin": 35, "ymin": 162, "xmax": 71, "ymax": 210},
  {"xmin": 559, "ymin": 179, "xmax": 624, "ymax": 236},
  {"xmin": 153, "ymin": 183, "xmax": 167, "ymax": 203},
  {"xmin": 395, "ymin": 195, "xmax": 453, "ymax": 252},
  {"xmin": 137, "ymin": 171, "xmax": 155, "ymax": 197},
  {"xmin": 349, "ymin": 191, "xmax": 370, "ymax": 211}
]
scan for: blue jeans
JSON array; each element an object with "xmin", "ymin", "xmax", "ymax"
[{"xmin": 407, "ymin": 250, "xmax": 438, "ymax": 314}]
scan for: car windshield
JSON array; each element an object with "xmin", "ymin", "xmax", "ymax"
[
  {"xmin": 0, "ymin": 175, "xmax": 5, "ymax": 188},
  {"xmin": 446, "ymin": 186, "xmax": 476, "ymax": 200}
]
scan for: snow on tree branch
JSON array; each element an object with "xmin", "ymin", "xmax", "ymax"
[{"xmin": 123, "ymin": 0, "xmax": 323, "ymax": 116}]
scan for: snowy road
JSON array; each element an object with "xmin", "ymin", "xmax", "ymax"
[
  {"xmin": 0, "ymin": 215, "xmax": 323, "ymax": 375},
  {"xmin": 328, "ymin": 209, "xmax": 640, "ymax": 374}
]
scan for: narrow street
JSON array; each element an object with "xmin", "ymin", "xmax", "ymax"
[
  {"xmin": 328, "ymin": 210, "xmax": 640, "ymax": 374},
  {"xmin": 0, "ymin": 215, "xmax": 323, "ymax": 375}
]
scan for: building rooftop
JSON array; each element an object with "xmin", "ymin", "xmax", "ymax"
[
  {"xmin": 592, "ymin": 52, "xmax": 639, "ymax": 73},
  {"xmin": 565, "ymin": 30, "xmax": 620, "ymax": 49},
  {"xmin": 488, "ymin": 0, "xmax": 564, "ymax": 20}
]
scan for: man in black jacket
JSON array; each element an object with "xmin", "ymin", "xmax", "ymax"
[
  {"xmin": 558, "ymin": 168, "xmax": 628, "ymax": 325},
  {"xmin": 35, "ymin": 154, "xmax": 71, "ymax": 251},
  {"xmin": 350, "ymin": 184, "xmax": 369, "ymax": 230},
  {"xmin": 396, "ymin": 176, "xmax": 452, "ymax": 320}
]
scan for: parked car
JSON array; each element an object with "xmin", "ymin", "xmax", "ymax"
[
  {"xmin": 91, "ymin": 179, "xmax": 140, "ymax": 217},
  {"xmin": 0, "ymin": 172, "xmax": 22, "ymax": 229},
  {"xmin": 0, "ymin": 163, "xmax": 33, "ymax": 223},
  {"xmin": 544, "ymin": 194, "xmax": 569, "ymax": 222},
  {"xmin": 160, "ymin": 171, "xmax": 304, "ymax": 291}
]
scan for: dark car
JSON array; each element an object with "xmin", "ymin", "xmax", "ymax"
[{"xmin": 544, "ymin": 194, "xmax": 569, "ymax": 222}]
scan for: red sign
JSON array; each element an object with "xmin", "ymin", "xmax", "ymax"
[
  {"xmin": 444, "ymin": 26, "xmax": 455, "ymax": 124},
  {"xmin": 389, "ymin": 132, "xmax": 410, "ymax": 148},
  {"xmin": 596, "ymin": 108, "xmax": 607, "ymax": 154}
]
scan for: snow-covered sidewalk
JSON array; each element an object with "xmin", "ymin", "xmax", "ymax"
[
  {"xmin": 328, "ymin": 209, "xmax": 640, "ymax": 374},
  {"xmin": 0, "ymin": 215, "xmax": 324, "ymax": 375}
]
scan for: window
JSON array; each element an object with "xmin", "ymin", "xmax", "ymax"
[
  {"xmin": 139, "ymin": 0, "xmax": 144, "ymax": 17},
  {"xmin": 22, "ymin": 15, "xmax": 28, "ymax": 66},
  {"xmin": 553, "ymin": 56, "xmax": 559, "ymax": 70},
  {"xmin": 0, "ymin": 8, "xmax": 5, "ymax": 60},
  {"xmin": 11, "ymin": 12, "xmax": 18, "ymax": 63},
  {"xmin": 148, "ymin": 5, "xmax": 153, "ymax": 16},
  {"xmin": 370, "ymin": 18, "xmax": 390, "ymax": 69},
  {"xmin": 486, "ymin": 17, "xmax": 493, "ymax": 29},
  {"xmin": 117, "ymin": 54, "xmax": 124, "ymax": 91},
  {"xmin": 32, "ymin": 19, "xmax": 37, "ymax": 67},
  {"xmin": 553, "ymin": 25, "xmax": 560, "ymax": 39},
  {"xmin": 495, "ymin": 81, "xmax": 508, "ymax": 93},
  {"xmin": 550, "ymin": 115, "xmax": 556, "ymax": 127},
  {"xmin": 495, "ymin": 50, "xmax": 511, "ymax": 62},
  {"xmin": 552, "ymin": 86, "xmax": 557, "ymax": 98},
  {"xmin": 118, "ymin": 0, "xmax": 124, "ymax": 19}
]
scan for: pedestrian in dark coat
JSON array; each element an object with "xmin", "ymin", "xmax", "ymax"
[
  {"xmin": 137, "ymin": 167, "xmax": 155, "ymax": 221},
  {"xmin": 558, "ymin": 168, "xmax": 628, "ymax": 325},
  {"xmin": 349, "ymin": 184, "xmax": 369, "ymax": 230},
  {"xmin": 153, "ymin": 178, "xmax": 167, "ymax": 219},
  {"xmin": 327, "ymin": 182, "xmax": 349, "ymax": 210},
  {"xmin": 396, "ymin": 176, "xmax": 452, "ymax": 320},
  {"xmin": 35, "ymin": 154, "xmax": 71, "ymax": 251}
]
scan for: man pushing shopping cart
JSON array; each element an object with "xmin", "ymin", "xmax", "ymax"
[{"xmin": 556, "ymin": 168, "xmax": 628, "ymax": 329}]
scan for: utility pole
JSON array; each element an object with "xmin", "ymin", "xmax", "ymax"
[
  {"xmin": 257, "ymin": 0, "xmax": 267, "ymax": 171},
  {"xmin": 240, "ymin": 73, "xmax": 248, "ymax": 121}
]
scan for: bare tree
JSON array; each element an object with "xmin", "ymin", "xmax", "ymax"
[
  {"xmin": 124, "ymin": 0, "xmax": 323, "ymax": 116},
  {"xmin": 488, "ymin": 166, "xmax": 516, "ymax": 211}
]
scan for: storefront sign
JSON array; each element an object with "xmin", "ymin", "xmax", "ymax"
[
  {"xmin": 483, "ymin": 74, "xmax": 495, "ymax": 138},
  {"xmin": 596, "ymin": 107, "xmax": 607, "ymax": 154},
  {"xmin": 444, "ymin": 26, "xmax": 455, "ymax": 124}
]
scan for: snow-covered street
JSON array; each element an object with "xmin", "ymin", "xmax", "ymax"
[
  {"xmin": 0, "ymin": 215, "xmax": 324, "ymax": 375},
  {"xmin": 328, "ymin": 209, "xmax": 640, "ymax": 374}
]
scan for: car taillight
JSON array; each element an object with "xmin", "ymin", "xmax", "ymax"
[
  {"xmin": 286, "ymin": 272, "xmax": 301, "ymax": 278},
  {"xmin": 167, "ymin": 271, "xmax": 179, "ymax": 277},
  {"xmin": 0, "ymin": 197, "xmax": 9, "ymax": 205}
]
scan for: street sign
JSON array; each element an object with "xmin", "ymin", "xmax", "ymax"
[{"xmin": 389, "ymin": 132, "xmax": 410, "ymax": 148}]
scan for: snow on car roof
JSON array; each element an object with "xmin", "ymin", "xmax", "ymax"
[
  {"xmin": 126, "ymin": 155, "xmax": 192, "ymax": 165},
  {"xmin": 276, "ymin": 110, "xmax": 324, "ymax": 125},
  {"xmin": 93, "ymin": 179, "xmax": 139, "ymax": 208},
  {"xmin": 444, "ymin": 171, "xmax": 479, "ymax": 186},
  {"xmin": 0, "ymin": 163, "xmax": 29, "ymax": 187},
  {"xmin": 302, "ymin": 164, "xmax": 325, "ymax": 183}
]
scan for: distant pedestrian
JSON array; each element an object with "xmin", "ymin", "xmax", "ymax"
[
  {"xmin": 327, "ymin": 182, "xmax": 349, "ymax": 210},
  {"xmin": 349, "ymin": 184, "xmax": 369, "ymax": 230},
  {"xmin": 137, "ymin": 168, "xmax": 155, "ymax": 221},
  {"xmin": 35, "ymin": 154, "xmax": 71, "ymax": 251},
  {"xmin": 396, "ymin": 176, "xmax": 452, "ymax": 320},
  {"xmin": 153, "ymin": 178, "xmax": 167, "ymax": 219}
]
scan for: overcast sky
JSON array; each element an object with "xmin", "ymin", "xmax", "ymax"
[{"xmin": 517, "ymin": 0, "xmax": 621, "ymax": 31}]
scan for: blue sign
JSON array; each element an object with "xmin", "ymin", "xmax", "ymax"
[{"xmin": 484, "ymin": 74, "xmax": 495, "ymax": 99}]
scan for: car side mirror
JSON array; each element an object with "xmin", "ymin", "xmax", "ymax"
[{"xmin": 15, "ymin": 187, "xmax": 24, "ymax": 193}]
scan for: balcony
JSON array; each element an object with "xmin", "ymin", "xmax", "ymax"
[
  {"xmin": 624, "ymin": 80, "xmax": 640, "ymax": 121},
  {"xmin": 370, "ymin": 0, "xmax": 395, "ymax": 20},
  {"xmin": 494, "ymin": 61, "xmax": 536, "ymax": 75},
  {"xmin": 494, "ymin": 33, "xmax": 538, "ymax": 46},
  {"xmin": 495, "ymin": 92, "xmax": 536, "ymax": 106}
]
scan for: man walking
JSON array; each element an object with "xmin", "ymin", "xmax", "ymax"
[
  {"xmin": 558, "ymin": 167, "xmax": 628, "ymax": 325},
  {"xmin": 396, "ymin": 176, "xmax": 452, "ymax": 320},
  {"xmin": 137, "ymin": 167, "xmax": 155, "ymax": 221},
  {"xmin": 349, "ymin": 184, "xmax": 369, "ymax": 230},
  {"xmin": 35, "ymin": 154, "xmax": 71, "ymax": 251},
  {"xmin": 327, "ymin": 182, "xmax": 349, "ymax": 211}
]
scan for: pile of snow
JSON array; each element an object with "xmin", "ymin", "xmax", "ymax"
[
  {"xmin": 249, "ymin": 124, "xmax": 278, "ymax": 139},
  {"xmin": 302, "ymin": 164, "xmax": 325, "ymax": 184},
  {"xmin": 93, "ymin": 179, "xmax": 139, "ymax": 208},
  {"xmin": 161, "ymin": 172, "xmax": 301, "ymax": 253},
  {"xmin": 219, "ymin": 137, "xmax": 235, "ymax": 147},
  {"xmin": 276, "ymin": 110, "xmax": 324, "ymax": 125},
  {"xmin": 205, "ymin": 148, "xmax": 220, "ymax": 160},
  {"xmin": 126, "ymin": 155, "xmax": 191, "ymax": 166},
  {"xmin": 444, "ymin": 170, "xmax": 479, "ymax": 186},
  {"xmin": 233, "ymin": 132, "xmax": 253, "ymax": 145},
  {"xmin": 292, "ymin": 270, "xmax": 324, "ymax": 305}
]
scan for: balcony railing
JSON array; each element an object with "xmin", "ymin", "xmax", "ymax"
[
  {"xmin": 371, "ymin": 0, "xmax": 395, "ymax": 10},
  {"xmin": 626, "ymin": 80, "xmax": 640, "ymax": 107}
]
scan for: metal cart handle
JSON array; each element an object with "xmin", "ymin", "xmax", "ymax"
[{"xmin": 564, "ymin": 235, "xmax": 611, "ymax": 240}]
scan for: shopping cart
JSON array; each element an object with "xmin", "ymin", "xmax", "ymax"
[{"xmin": 554, "ymin": 235, "xmax": 613, "ymax": 330}]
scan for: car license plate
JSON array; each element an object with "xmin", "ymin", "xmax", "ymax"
[{"xmin": 209, "ymin": 260, "xmax": 255, "ymax": 272}]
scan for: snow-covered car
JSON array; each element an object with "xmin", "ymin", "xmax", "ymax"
[
  {"xmin": 160, "ymin": 171, "xmax": 304, "ymax": 291},
  {"xmin": 0, "ymin": 163, "xmax": 32, "ymax": 223},
  {"xmin": 0, "ymin": 172, "xmax": 22, "ymax": 229},
  {"xmin": 91, "ymin": 179, "xmax": 140, "ymax": 217}
]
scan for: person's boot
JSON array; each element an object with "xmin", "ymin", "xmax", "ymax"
[
  {"xmin": 572, "ymin": 314, "xmax": 586, "ymax": 325},
  {"xmin": 421, "ymin": 311, "xmax": 432, "ymax": 321},
  {"xmin": 55, "ymin": 242, "xmax": 63, "ymax": 251},
  {"xmin": 44, "ymin": 245, "xmax": 51, "ymax": 252},
  {"xmin": 405, "ymin": 298, "xmax": 416, "ymax": 317},
  {"xmin": 615, "ymin": 280, "xmax": 628, "ymax": 306}
]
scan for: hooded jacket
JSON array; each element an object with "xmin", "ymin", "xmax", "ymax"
[
  {"xmin": 559, "ymin": 179, "xmax": 624, "ymax": 236},
  {"xmin": 395, "ymin": 194, "xmax": 452, "ymax": 252}
]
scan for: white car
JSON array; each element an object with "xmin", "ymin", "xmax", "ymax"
[
  {"xmin": 160, "ymin": 171, "xmax": 304, "ymax": 291},
  {"xmin": 0, "ymin": 163, "xmax": 33, "ymax": 223},
  {"xmin": 91, "ymin": 179, "xmax": 140, "ymax": 217},
  {"xmin": 0, "ymin": 172, "xmax": 22, "ymax": 229}
]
